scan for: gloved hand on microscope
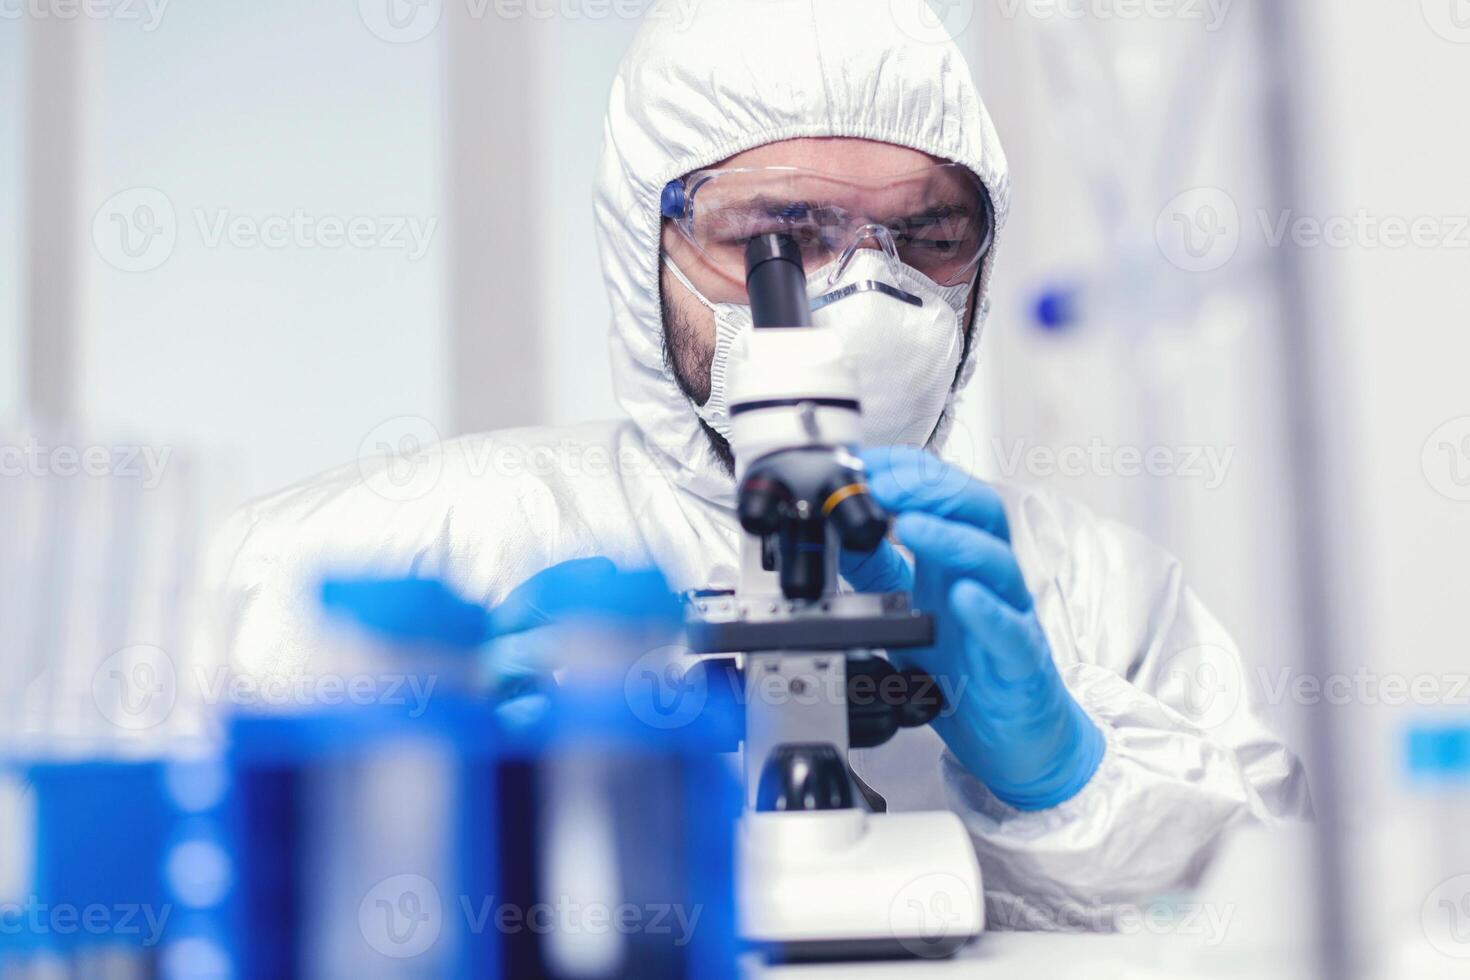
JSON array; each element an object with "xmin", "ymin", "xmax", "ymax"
[
  {"xmin": 473, "ymin": 445, "xmax": 1106, "ymax": 813},
  {"xmin": 842, "ymin": 446, "xmax": 1105, "ymax": 811}
]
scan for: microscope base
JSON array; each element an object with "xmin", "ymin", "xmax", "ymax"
[{"xmin": 738, "ymin": 808, "xmax": 984, "ymax": 961}]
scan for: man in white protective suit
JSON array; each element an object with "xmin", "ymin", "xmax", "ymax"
[{"xmin": 208, "ymin": 0, "xmax": 1309, "ymax": 930}]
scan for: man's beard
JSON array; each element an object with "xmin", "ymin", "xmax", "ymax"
[{"xmin": 661, "ymin": 277, "xmax": 736, "ymax": 475}]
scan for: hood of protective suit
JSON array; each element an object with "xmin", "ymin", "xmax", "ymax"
[{"xmin": 593, "ymin": 0, "xmax": 1010, "ymax": 508}]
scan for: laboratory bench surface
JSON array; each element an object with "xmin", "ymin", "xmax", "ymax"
[{"xmin": 742, "ymin": 930, "xmax": 1314, "ymax": 979}]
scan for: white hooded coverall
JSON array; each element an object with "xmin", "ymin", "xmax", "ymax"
[{"xmin": 208, "ymin": 0, "xmax": 1310, "ymax": 930}]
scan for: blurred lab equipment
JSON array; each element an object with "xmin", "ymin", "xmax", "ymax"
[
  {"xmin": 0, "ymin": 419, "xmax": 207, "ymax": 978},
  {"xmin": 0, "ymin": 426, "xmax": 742, "ymax": 979}
]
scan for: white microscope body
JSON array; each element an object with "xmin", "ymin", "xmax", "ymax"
[{"xmin": 686, "ymin": 234, "xmax": 984, "ymax": 961}]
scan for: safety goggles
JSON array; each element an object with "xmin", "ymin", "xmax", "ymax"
[{"xmin": 660, "ymin": 163, "xmax": 993, "ymax": 304}]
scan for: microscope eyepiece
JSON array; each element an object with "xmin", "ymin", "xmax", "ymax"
[
  {"xmin": 744, "ymin": 233, "xmax": 812, "ymax": 328},
  {"xmin": 743, "ymin": 232, "xmax": 804, "ymax": 277}
]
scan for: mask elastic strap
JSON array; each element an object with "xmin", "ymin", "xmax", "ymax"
[{"xmin": 661, "ymin": 254, "xmax": 719, "ymax": 313}]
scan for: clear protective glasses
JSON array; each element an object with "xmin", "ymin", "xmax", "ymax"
[{"xmin": 660, "ymin": 163, "xmax": 994, "ymax": 304}]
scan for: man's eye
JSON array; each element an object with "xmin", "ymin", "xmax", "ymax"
[
  {"xmin": 771, "ymin": 201, "xmax": 814, "ymax": 221},
  {"xmin": 715, "ymin": 221, "xmax": 823, "ymax": 247},
  {"xmin": 899, "ymin": 238, "xmax": 962, "ymax": 253},
  {"xmin": 890, "ymin": 212, "xmax": 973, "ymax": 249}
]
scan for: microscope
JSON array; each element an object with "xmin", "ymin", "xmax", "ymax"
[{"xmin": 685, "ymin": 235, "xmax": 985, "ymax": 960}]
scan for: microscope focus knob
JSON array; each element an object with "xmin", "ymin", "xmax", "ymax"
[
  {"xmin": 737, "ymin": 475, "xmax": 787, "ymax": 536},
  {"xmin": 847, "ymin": 657, "xmax": 947, "ymax": 750},
  {"xmin": 822, "ymin": 477, "xmax": 889, "ymax": 552},
  {"xmin": 756, "ymin": 743, "xmax": 854, "ymax": 812}
]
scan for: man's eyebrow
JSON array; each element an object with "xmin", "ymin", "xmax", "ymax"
[
  {"xmin": 697, "ymin": 200, "xmax": 852, "ymax": 237},
  {"xmin": 697, "ymin": 196, "xmax": 977, "ymax": 228},
  {"xmin": 872, "ymin": 202, "xmax": 973, "ymax": 225},
  {"xmin": 701, "ymin": 194, "xmax": 817, "ymax": 219}
]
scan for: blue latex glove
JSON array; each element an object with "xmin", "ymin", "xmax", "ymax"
[
  {"xmin": 481, "ymin": 557, "xmax": 680, "ymax": 698},
  {"xmin": 485, "ymin": 558, "xmax": 679, "ymax": 635},
  {"xmin": 840, "ymin": 448, "xmax": 1104, "ymax": 811}
]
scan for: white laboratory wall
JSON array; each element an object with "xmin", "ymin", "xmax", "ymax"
[
  {"xmin": 958, "ymin": 3, "xmax": 1305, "ymax": 728},
  {"xmin": 0, "ymin": 25, "xmax": 23, "ymax": 419},
  {"xmin": 1300, "ymin": 0, "xmax": 1470, "ymax": 968},
  {"xmin": 961, "ymin": 0, "xmax": 1470, "ymax": 970},
  {"xmin": 75, "ymin": 4, "xmax": 633, "ymax": 515},
  {"xmin": 81, "ymin": 1, "xmax": 446, "ymax": 507},
  {"xmin": 537, "ymin": 15, "xmax": 638, "ymax": 426}
]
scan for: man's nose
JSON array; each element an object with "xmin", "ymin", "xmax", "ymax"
[{"xmin": 831, "ymin": 224, "xmax": 902, "ymax": 282}]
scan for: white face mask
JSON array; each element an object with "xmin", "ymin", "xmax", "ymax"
[{"xmin": 664, "ymin": 249, "xmax": 979, "ymax": 449}]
